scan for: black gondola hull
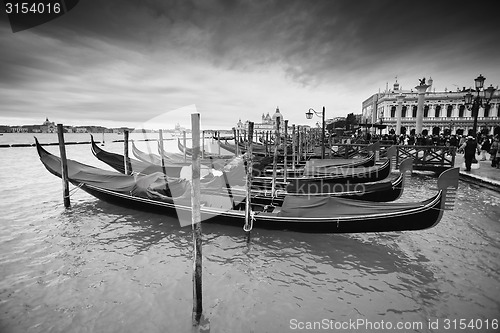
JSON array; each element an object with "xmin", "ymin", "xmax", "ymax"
[{"xmin": 78, "ymin": 182, "xmax": 444, "ymax": 233}]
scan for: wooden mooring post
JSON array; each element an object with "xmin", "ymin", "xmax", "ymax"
[
  {"xmin": 217, "ymin": 131, "xmax": 221, "ymax": 156},
  {"xmin": 201, "ymin": 130, "xmax": 205, "ymax": 159},
  {"xmin": 297, "ymin": 125, "xmax": 301, "ymax": 165},
  {"xmin": 265, "ymin": 131, "xmax": 269, "ymax": 156},
  {"xmin": 271, "ymin": 117, "xmax": 280, "ymax": 197},
  {"xmin": 159, "ymin": 129, "xmax": 166, "ymax": 170},
  {"xmin": 191, "ymin": 113, "xmax": 203, "ymax": 325},
  {"xmin": 183, "ymin": 131, "xmax": 187, "ymax": 162},
  {"xmin": 292, "ymin": 124, "xmax": 296, "ymax": 170},
  {"xmin": 283, "ymin": 120, "xmax": 288, "ymax": 182},
  {"xmin": 57, "ymin": 124, "xmax": 70, "ymax": 208},
  {"xmin": 236, "ymin": 129, "xmax": 240, "ymax": 156},
  {"xmin": 244, "ymin": 122, "xmax": 254, "ymax": 236},
  {"xmin": 123, "ymin": 130, "xmax": 131, "ymax": 175}
]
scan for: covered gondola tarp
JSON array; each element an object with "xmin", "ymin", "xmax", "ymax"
[
  {"xmin": 40, "ymin": 141, "xmax": 190, "ymax": 196},
  {"xmin": 285, "ymin": 176, "xmax": 395, "ymax": 194},
  {"xmin": 278, "ymin": 195, "xmax": 430, "ymax": 218},
  {"xmin": 39, "ymin": 138, "xmax": 245, "ymax": 205},
  {"xmin": 302, "ymin": 159, "xmax": 372, "ymax": 176},
  {"xmin": 301, "ymin": 146, "xmax": 395, "ymax": 177}
]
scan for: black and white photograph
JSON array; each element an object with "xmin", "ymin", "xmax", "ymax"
[{"xmin": 1, "ymin": 0, "xmax": 499, "ymax": 332}]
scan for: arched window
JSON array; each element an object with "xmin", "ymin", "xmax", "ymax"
[
  {"xmin": 484, "ymin": 104, "xmax": 491, "ymax": 117},
  {"xmin": 402, "ymin": 106, "xmax": 407, "ymax": 118},
  {"xmin": 424, "ymin": 105, "xmax": 429, "ymax": 117},
  {"xmin": 412, "ymin": 106, "xmax": 417, "ymax": 118},
  {"xmin": 390, "ymin": 106, "xmax": 396, "ymax": 118},
  {"xmin": 447, "ymin": 105, "xmax": 453, "ymax": 117},
  {"xmin": 435, "ymin": 105, "xmax": 441, "ymax": 118},
  {"xmin": 459, "ymin": 105, "xmax": 465, "ymax": 117}
]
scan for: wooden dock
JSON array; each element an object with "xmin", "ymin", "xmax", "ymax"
[
  {"xmin": 321, "ymin": 143, "xmax": 456, "ymax": 173},
  {"xmin": 393, "ymin": 145, "xmax": 456, "ymax": 173}
]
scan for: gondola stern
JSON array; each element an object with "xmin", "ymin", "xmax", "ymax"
[
  {"xmin": 386, "ymin": 145, "xmax": 397, "ymax": 158},
  {"xmin": 368, "ymin": 141, "xmax": 380, "ymax": 153},
  {"xmin": 437, "ymin": 167, "xmax": 459, "ymax": 211},
  {"xmin": 391, "ymin": 158, "xmax": 413, "ymax": 201},
  {"xmin": 399, "ymin": 157, "xmax": 414, "ymax": 174}
]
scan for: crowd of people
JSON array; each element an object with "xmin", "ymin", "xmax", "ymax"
[{"xmin": 355, "ymin": 131, "xmax": 500, "ymax": 172}]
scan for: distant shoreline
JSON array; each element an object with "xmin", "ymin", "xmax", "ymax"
[{"xmin": 0, "ymin": 132, "xmax": 220, "ymax": 147}]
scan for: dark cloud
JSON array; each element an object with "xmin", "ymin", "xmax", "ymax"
[
  {"xmin": 4, "ymin": 0, "xmax": 498, "ymax": 83},
  {"xmin": 1, "ymin": 0, "xmax": 499, "ymax": 126}
]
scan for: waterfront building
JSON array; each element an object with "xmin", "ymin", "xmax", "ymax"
[
  {"xmin": 11, "ymin": 126, "xmax": 28, "ymax": 133},
  {"xmin": 362, "ymin": 78, "xmax": 500, "ymax": 136},
  {"xmin": 75, "ymin": 127, "xmax": 88, "ymax": 133}
]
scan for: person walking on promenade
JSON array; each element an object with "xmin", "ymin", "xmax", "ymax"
[
  {"xmin": 459, "ymin": 136, "xmax": 480, "ymax": 172},
  {"xmin": 458, "ymin": 135, "xmax": 466, "ymax": 154},
  {"xmin": 491, "ymin": 136, "xmax": 499, "ymax": 168},
  {"xmin": 480, "ymin": 136, "xmax": 491, "ymax": 161}
]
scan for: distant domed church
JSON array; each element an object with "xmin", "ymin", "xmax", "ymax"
[
  {"xmin": 271, "ymin": 107, "xmax": 282, "ymax": 127},
  {"xmin": 261, "ymin": 107, "xmax": 283, "ymax": 127},
  {"xmin": 239, "ymin": 107, "xmax": 286, "ymax": 132},
  {"xmin": 42, "ymin": 117, "xmax": 56, "ymax": 133}
]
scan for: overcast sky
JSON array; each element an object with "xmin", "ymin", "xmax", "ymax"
[{"xmin": 1, "ymin": 0, "xmax": 499, "ymax": 130}]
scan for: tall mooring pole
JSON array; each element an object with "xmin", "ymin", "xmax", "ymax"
[
  {"xmin": 191, "ymin": 113, "xmax": 203, "ymax": 325},
  {"xmin": 57, "ymin": 124, "xmax": 70, "ymax": 208}
]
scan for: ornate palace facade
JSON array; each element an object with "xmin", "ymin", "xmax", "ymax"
[{"xmin": 362, "ymin": 79, "xmax": 500, "ymax": 135}]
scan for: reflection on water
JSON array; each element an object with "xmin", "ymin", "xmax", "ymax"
[{"xmin": 0, "ymin": 144, "xmax": 499, "ymax": 332}]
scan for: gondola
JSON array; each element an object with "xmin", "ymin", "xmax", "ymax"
[
  {"xmin": 218, "ymin": 141, "xmax": 377, "ymax": 170},
  {"xmin": 36, "ymin": 138, "xmax": 458, "ymax": 233},
  {"xmin": 177, "ymin": 138, "xmax": 234, "ymax": 159},
  {"xmin": 131, "ymin": 140, "xmax": 163, "ymax": 165},
  {"xmin": 132, "ymin": 140, "xmax": 227, "ymax": 170},
  {"xmin": 260, "ymin": 153, "xmax": 376, "ymax": 178},
  {"xmin": 254, "ymin": 146, "xmax": 396, "ymax": 185},
  {"xmin": 90, "ymin": 135, "xmax": 188, "ymax": 177},
  {"xmin": 218, "ymin": 140, "xmax": 268, "ymax": 156}
]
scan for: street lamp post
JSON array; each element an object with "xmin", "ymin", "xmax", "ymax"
[
  {"xmin": 464, "ymin": 74, "xmax": 496, "ymax": 137},
  {"xmin": 305, "ymin": 106, "xmax": 325, "ymax": 159}
]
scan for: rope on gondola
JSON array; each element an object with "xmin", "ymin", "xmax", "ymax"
[
  {"xmin": 67, "ymin": 182, "xmax": 84, "ymax": 197},
  {"xmin": 243, "ymin": 210, "xmax": 256, "ymax": 232}
]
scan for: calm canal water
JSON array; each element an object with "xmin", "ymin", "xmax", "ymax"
[{"xmin": 0, "ymin": 133, "xmax": 499, "ymax": 332}]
